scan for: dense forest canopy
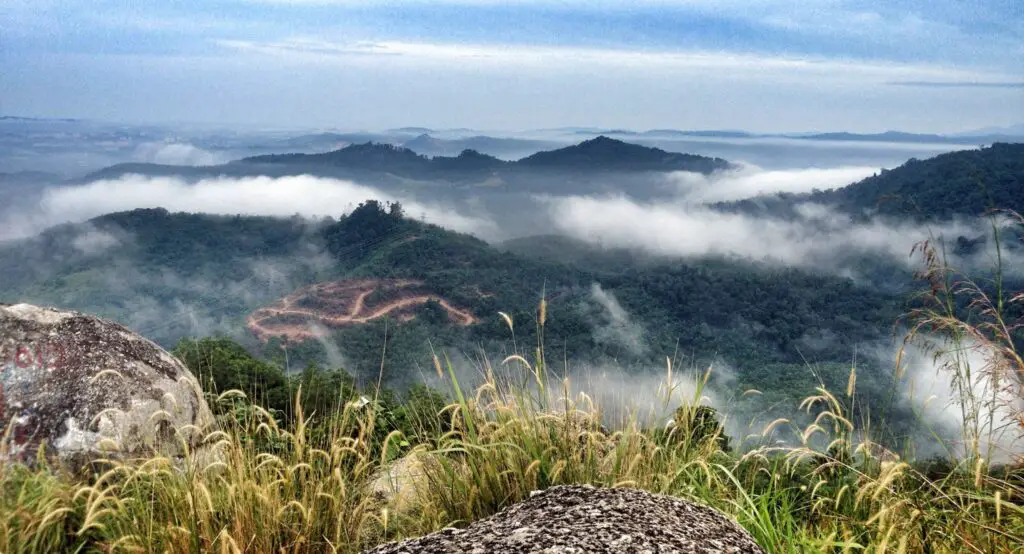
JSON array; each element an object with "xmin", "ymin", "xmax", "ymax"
[
  {"xmin": 2, "ymin": 145, "xmax": 1020, "ymax": 445},
  {"xmin": 0, "ymin": 198, "xmax": 910, "ymax": 414},
  {"xmin": 717, "ymin": 143, "xmax": 1024, "ymax": 220}
]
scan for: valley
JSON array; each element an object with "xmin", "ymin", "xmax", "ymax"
[{"xmin": 3, "ymin": 2, "xmax": 1023, "ymax": 551}]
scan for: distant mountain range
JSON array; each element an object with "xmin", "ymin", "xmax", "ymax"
[
  {"xmin": 4, "ymin": 141, "xmax": 1023, "ymax": 409},
  {"xmin": 567, "ymin": 128, "xmax": 1024, "ymax": 144},
  {"xmin": 400, "ymin": 133, "xmax": 562, "ymax": 159},
  {"xmin": 0, "ymin": 116, "xmax": 80, "ymax": 123},
  {"xmin": 83, "ymin": 136, "xmax": 733, "ymax": 186}
]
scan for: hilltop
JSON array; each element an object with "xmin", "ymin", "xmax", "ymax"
[
  {"xmin": 243, "ymin": 135, "xmax": 731, "ymax": 176},
  {"xmin": 514, "ymin": 136, "xmax": 730, "ymax": 173},
  {"xmin": 810, "ymin": 142, "xmax": 1024, "ymax": 218},
  {"xmin": 717, "ymin": 143, "xmax": 1024, "ymax": 220},
  {"xmin": 79, "ymin": 136, "xmax": 733, "ymax": 186}
]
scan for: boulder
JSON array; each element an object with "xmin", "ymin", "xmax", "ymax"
[
  {"xmin": 369, "ymin": 450, "xmax": 433, "ymax": 512},
  {"xmin": 0, "ymin": 303, "xmax": 215, "ymax": 467},
  {"xmin": 362, "ymin": 484, "xmax": 765, "ymax": 553}
]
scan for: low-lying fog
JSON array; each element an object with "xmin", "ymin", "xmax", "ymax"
[{"xmin": 3, "ymin": 122, "xmax": 1021, "ymax": 457}]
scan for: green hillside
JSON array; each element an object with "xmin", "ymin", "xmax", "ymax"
[
  {"xmin": 815, "ymin": 142, "xmax": 1024, "ymax": 218},
  {"xmin": 0, "ymin": 201, "xmax": 905, "ymax": 406},
  {"xmin": 721, "ymin": 143, "xmax": 1024, "ymax": 220}
]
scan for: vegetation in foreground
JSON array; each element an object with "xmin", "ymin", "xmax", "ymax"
[{"xmin": 1, "ymin": 218, "xmax": 1023, "ymax": 554}]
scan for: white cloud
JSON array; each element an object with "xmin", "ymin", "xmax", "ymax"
[
  {"xmin": 668, "ymin": 165, "xmax": 879, "ymax": 203},
  {"xmin": 132, "ymin": 142, "xmax": 226, "ymax": 166},
  {"xmin": 71, "ymin": 228, "xmax": 121, "ymax": 255},
  {"xmin": 541, "ymin": 192, "xmax": 980, "ymax": 268},
  {"xmin": 881, "ymin": 337, "xmax": 1024, "ymax": 462},
  {"xmin": 590, "ymin": 283, "xmax": 647, "ymax": 355},
  {"xmin": 1, "ymin": 174, "xmax": 497, "ymax": 241},
  {"xmin": 215, "ymin": 37, "xmax": 1006, "ymax": 85}
]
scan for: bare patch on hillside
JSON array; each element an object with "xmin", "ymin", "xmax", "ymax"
[{"xmin": 247, "ymin": 279, "xmax": 478, "ymax": 343}]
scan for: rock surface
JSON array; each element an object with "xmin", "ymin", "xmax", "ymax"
[
  {"xmin": 362, "ymin": 484, "xmax": 765, "ymax": 553},
  {"xmin": 0, "ymin": 303, "xmax": 214, "ymax": 467},
  {"xmin": 369, "ymin": 450, "xmax": 432, "ymax": 512}
]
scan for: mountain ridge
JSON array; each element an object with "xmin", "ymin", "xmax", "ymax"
[
  {"xmin": 243, "ymin": 135, "xmax": 732, "ymax": 175},
  {"xmin": 714, "ymin": 143, "xmax": 1024, "ymax": 220}
]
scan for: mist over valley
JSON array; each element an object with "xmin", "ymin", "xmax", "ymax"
[{"xmin": 2, "ymin": 3, "xmax": 1023, "ymax": 549}]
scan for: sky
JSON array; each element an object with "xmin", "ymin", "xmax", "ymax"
[{"xmin": 2, "ymin": 0, "xmax": 1022, "ymax": 133}]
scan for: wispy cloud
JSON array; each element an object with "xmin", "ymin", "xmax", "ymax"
[
  {"xmin": 0, "ymin": 175, "xmax": 498, "ymax": 241},
  {"xmin": 540, "ymin": 193, "xmax": 981, "ymax": 270},
  {"xmin": 5, "ymin": 0, "xmax": 1022, "ymax": 131},
  {"xmin": 888, "ymin": 81, "xmax": 1024, "ymax": 89},
  {"xmin": 215, "ymin": 38, "xmax": 397, "ymax": 57},
  {"xmin": 214, "ymin": 37, "xmax": 1005, "ymax": 85},
  {"xmin": 667, "ymin": 165, "xmax": 879, "ymax": 203}
]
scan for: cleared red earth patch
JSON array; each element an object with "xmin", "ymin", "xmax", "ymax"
[{"xmin": 247, "ymin": 279, "xmax": 478, "ymax": 343}]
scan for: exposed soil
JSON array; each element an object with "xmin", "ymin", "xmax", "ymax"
[{"xmin": 247, "ymin": 279, "xmax": 478, "ymax": 343}]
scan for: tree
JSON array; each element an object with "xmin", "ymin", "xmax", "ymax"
[
  {"xmin": 172, "ymin": 336, "xmax": 291, "ymax": 415},
  {"xmin": 388, "ymin": 201, "xmax": 405, "ymax": 219}
]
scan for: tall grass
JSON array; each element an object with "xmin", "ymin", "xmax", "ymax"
[
  {"xmin": 2, "ymin": 221, "xmax": 1023, "ymax": 552},
  {"xmin": 902, "ymin": 209, "xmax": 1024, "ymax": 466}
]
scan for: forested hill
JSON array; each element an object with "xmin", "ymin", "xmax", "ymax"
[
  {"xmin": 0, "ymin": 201, "xmax": 900, "ymax": 402},
  {"xmin": 813, "ymin": 143, "xmax": 1024, "ymax": 218},
  {"xmin": 80, "ymin": 136, "xmax": 732, "ymax": 184},
  {"xmin": 720, "ymin": 143, "xmax": 1024, "ymax": 220},
  {"xmin": 243, "ymin": 142, "xmax": 506, "ymax": 177},
  {"xmin": 243, "ymin": 135, "xmax": 732, "ymax": 176},
  {"xmin": 513, "ymin": 136, "xmax": 731, "ymax": 173}
]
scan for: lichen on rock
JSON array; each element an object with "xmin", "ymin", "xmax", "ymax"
[{"xmin": 0, "ymin": 303, "xmax": 215, "ymax": 468}]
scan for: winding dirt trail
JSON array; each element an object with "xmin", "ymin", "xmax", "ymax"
[{"xmin": 247, "ymin": 279, "xmax": 479, "ymax": 343}]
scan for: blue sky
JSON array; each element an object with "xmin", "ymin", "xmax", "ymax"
[{"xmin": 2, "ymin": 0, "xmax": 1022, "ymax": 132}]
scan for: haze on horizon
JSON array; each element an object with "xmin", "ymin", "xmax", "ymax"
[{"xmin": 2, "ymin": 0, "xmax": 1022, "ymax": 134}]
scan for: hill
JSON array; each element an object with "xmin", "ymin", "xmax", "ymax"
[
  {"xmin": 0, "ymin": 202, "xmax": 901, "ymax": 402},
  {"xmin": 516, "ymin": 136, "xmax": 731, "ymax": 173},
  {"xmin": 80, "ymin": 136, "xmax": 733, "ymax": 186},
  {"xmin": 811, "ymin": 142, "xmax": 1024, "ymax": 219},
  {"xmin": 244, "ymin": 135, "xmax": 731, "ymax": 175},
  {"xmin": 716, "ymin": 143, "xmax": 1024, "ymax": 220},
  {"xmin": 401, "ymin": 133, "xmax": 562, "ymax": 159},
  {"xmin": 795, "ymin": 130, "xmax": 1005, "ymax": 144}
]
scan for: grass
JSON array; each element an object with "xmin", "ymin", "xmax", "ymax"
[{"xmin": 2, "ymin": 219, "xmax": 1023, "ymax": 553}]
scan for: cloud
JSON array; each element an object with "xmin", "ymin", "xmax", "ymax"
[
  {"xmin": 542, "ymin": 192, "xmax": 983, "ymax": 269},
  {"xmin": 888, "ymin": 81, "xmax": 1024, "ymax": 89},
  {"xmin": 76, "ymin": 253, "xmax": 335, "ymax": 344},
  {"xmin": 0, "ymin": 174, "xmax": 498, "ymax": 241},
  {"xmin": 667, "ymin": 165, "xmax": 879, "ymax": 203},
  {"xmin": 539, "ymin": 188, "xmax": 1024, "ymax": 281},
  {"xmin": 875, "ymin": 336, "xmax": 1024, "ymax": 462},
  {"xmin": 132, "ymin": 142, "xmax": 226, "ymax": 166},
  {"xmin": 70, "ymin": 227, "xmax": 121, "ymax": 256},
  {"xmin": 589, "ymin": 283, "xmax": 647, "ymax": 356},
  {"xmin": 214, "ymin": 37, "xmax": 1005, "ymax": 84},
  {"xmin": 306, "ymin": 322, "xmax": 351, "ymax": 371}
]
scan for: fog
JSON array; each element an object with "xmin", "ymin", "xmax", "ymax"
[
  {"xmin": 589, "ymin": 284, "xmax": 648, "ymax": 357},
  {"xmin": 3, "ymin": 162, "xmax": 1011, "ymax": 283},
  {"xmin": 132, "ymin": 142, "xmax": 227, "ymax": 166},
  {"xmin": 542, "ymin": 193, "xmax": 983, "ymax": 270},
  {"xmin": 668, "ymin": 164, "xmax": 879, "ymax": 202},
  {"xmin": 885, "ymin": 337, "xmax": 1024, "ymax": 462},
  {"xmin": 2, "ymin": 129, "xmax": 1018, "ymax": 461},
  {"xmin": 0, "ymin": 174, "xmax": 499, "ymax": 242}
]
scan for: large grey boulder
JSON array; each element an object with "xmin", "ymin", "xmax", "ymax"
[
  {"xmin": 363, "ymin": 484, "xmax": 765, "ymax": 553},
  {"xmin": 0, "ymin": 303, "xmax": 215, "ymax": 467}
]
